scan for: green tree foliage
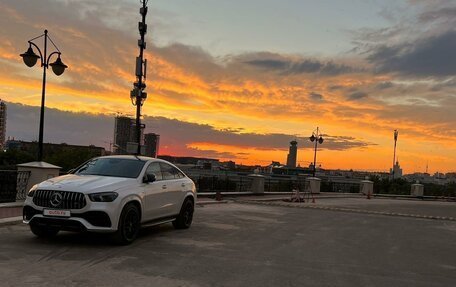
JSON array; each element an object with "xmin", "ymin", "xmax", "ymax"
[
  {"xmin": 0, "ymin": 146, "xmax": 101, "ymax": 172},
  {"xmin": 369, "ymin": 175, "xmax": 455, "ymax": 197},
  {"xmin": 368, "ymin": 175, "xmax": 409, "ymax": 194},
  {"xmin": 0, "ymin": 150, "xmax": 34, "ymax": 170},
  {"xmin": 43, "ymin": 148, "xmax": 100, "ymax": 172}
]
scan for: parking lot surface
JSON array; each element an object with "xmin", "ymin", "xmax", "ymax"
[
  {"xmin": 0, "ymin": 202, "xmax": 455, "ymax": 287},
  {"xmin": 243, "ymin": 197, "xmax": 456, "ymax": 219}
]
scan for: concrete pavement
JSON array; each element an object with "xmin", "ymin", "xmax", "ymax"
[
  {"xmin": 236, "ymin": 197, "xmax": 456, "ymax": 221},
  {"xmin": 0, "ymin": 201, "xmax": 455, "ymax": 286}
]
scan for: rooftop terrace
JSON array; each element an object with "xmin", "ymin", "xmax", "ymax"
[{"xmin": 0, "ymin": 196, "xmax": 455, "ymax": 286}]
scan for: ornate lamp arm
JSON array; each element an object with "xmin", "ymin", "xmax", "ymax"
[
  {"xmin": 46, "ymin": 51, "xmax": 60, "ymax": 66},
  {"xmin": 28, "ymin": 41, "xmax": 44, "ymax": 66}
]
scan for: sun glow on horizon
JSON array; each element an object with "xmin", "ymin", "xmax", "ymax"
[{"xmin": 0, "ymin": 0, "xmax": 455, "ymax": 174}]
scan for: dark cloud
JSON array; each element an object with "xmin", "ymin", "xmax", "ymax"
[
  {"xmin": 375, "ymin": 81, "xmax": 394, "ymax": 90},
  {"xmin": 243, "ymin": 59, "xmax": 289, "ymax": 70},
  {"xmin": 430, "ymin": 78, "xmax": 456, "ymax": 91},
  {"xmin": 309, "ymin": 92, "xmax": 323, "ymax": 101},
  {"xmin": 219, "ymin": 127, "xmax": 245, "ymax": 133},
  {"xmin": 5, "ymin": 103, "xmax": 375, "ymax": 158},
  {"xmin": 244, "ymin": 56, "xmax": 361, "ymax": 76},
  {"xmin": 355, "ymin": 1, "xmax": 456, "ymax": 79},
  {"xmin": 152, "ymin": 43, "xmax": 222, "ymax": 81},
  {"xmin": 328, "ymin": 85, "xmax": 343, "ymax": 91},
  {"xmin": 418, "ymin": 7, "xmax": 456, "ymax": 23},
  {"xmin": 367, "ymin": 30, "xmax": 456, "ymax": 77},
  {"xmin": 347, "ymin": 91, "xmax": 368, "ymax": 100},
  {"xmin": 321, "ymin": 135, "xmax": 375, "ymax": 151}
]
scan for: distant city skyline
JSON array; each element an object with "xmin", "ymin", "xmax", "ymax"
[
  {"xmin": 0, "ymin": 0, "xmax": 455, "ymax": 173},
  {"xmin": 3, "ymin": 102, "xmax": 449, "ymax": 175}
]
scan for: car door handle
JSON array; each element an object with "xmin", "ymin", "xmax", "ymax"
[
  {"xmin": 181, "ymin": 183, "xmax": 186, "ymax": 187},
  {"xmin": 162, "ymin": 185, "xmax": 167, "ymax": 189}
]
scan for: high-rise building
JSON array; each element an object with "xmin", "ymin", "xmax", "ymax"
[
  {"xmin": 113, "ymin": 116, "xmax": 145, "ymax": 154},
  {"xmin": 144, "ymin": 133, "xmax": 160, "ymax": 158},
  {"xmin": 113, "ymin": 116, "xmax": 132, "ymax": 154},
  {"xmin": 129, "ymin": 122, "xmax": 145, "ymax": 146},
  {"xmin": 286, "ymin": 140, "xmax": 297, "ymax": 168},
  {"xmin": 390, "ymin": 160, "xmax": 403, "ymax": 179},
  {"xmin": 0, "ymin": 100, "xmax": 6, "ymax": 150}
]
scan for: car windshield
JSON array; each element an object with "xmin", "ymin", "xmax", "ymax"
[{"xmin": 75, "ymin": 158, "xmax": 146, "ymax": 178}]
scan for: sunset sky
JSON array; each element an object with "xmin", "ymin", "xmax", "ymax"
[{"xmin": 1, "ymin": 0, "xmax": 455, "ymax": 173}]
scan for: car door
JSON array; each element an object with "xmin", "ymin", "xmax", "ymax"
[
  {"xmin": 173, "ymin": 167, "xmax": 192, "ymax": 213},
  {"xmin": 159, "ymin": 162, "xmax": 186, "ymax": 216},
  {"xmin": 143, "ymin": 162, "xmax": 170, "ymax": 220}
]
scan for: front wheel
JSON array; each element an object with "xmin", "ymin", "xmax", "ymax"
[
  {"xmin": 30, "ymin": 224, "xmax": 59, "ymax": 238},
  {"xmin": 111, "ymin": 203, "xmax": 141, "ymax": 245},
  {"xmin": 173, "ymin": 198, "xmax": 194, "ymax": 229}
]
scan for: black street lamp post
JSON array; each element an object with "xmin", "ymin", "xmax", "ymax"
[
  {"xmin": 309, "ymin": 127, "xmax": 324, "ymax": 177},
  {"xmin": 20, "ymin": 30, "xmax": 68, "ymax": 161},
  {"xmin": 130, "ymin": 0, "xmax": 149, "ymax": 155}
]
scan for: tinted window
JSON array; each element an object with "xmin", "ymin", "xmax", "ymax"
[
  {"xmin": 145, "ymin": 162, "xmax": 163, "ymax": 181},
  {"xmin": 76, "ymin": 158, "xmax": 146, "ymax": 178},
  {"xmin": 175, "ymin": 169, "xmax": 186, "ymax": 178},
  {"xmin": 159, "ymin": 163, "xmax": 184, "ymax": 180}
]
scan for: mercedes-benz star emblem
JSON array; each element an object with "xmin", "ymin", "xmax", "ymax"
[{"xmin": 50, "ymin": 192, "xmax": 63, "ymax": 207}]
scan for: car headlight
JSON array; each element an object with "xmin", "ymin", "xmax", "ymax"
[
  {"xmin": 88, "ymin": 192, "xmax": 118, "ymax": 202},
  {"xmin": 27, "ymin": 185, "xmax": 38, "ymax": 197}
]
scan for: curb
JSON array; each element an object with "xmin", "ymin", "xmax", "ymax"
[
  {"xmin": 0, "ymin": 202, "xmax": 24, "ymax": 208},
  {"xmin": 0, "ymin": 216, "xmax": 23, "ymax": 227},
  {"xmin": 235, "ymin": 200, "xmax": 456, "ymax": 222}
]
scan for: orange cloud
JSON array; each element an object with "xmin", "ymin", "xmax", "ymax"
[{"xmin": 0, "ymin": 0, "xmax": 455, "ymax": 173}]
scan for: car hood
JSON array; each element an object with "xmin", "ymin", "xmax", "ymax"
[{"xmin": 37, "ymin": 174, "xmax": 138, "ymax": 193}]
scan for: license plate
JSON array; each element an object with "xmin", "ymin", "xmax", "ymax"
[{"xmin": 43, "ymin": 209, "xmax": 71, "ymax": 217}]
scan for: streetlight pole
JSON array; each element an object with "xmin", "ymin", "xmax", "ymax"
[
  {"xmin": 392, "ymin": 129, "xmax": 399, "ymax": 178},
  {"xmin": 131, "ymin": 0, "xmax": 149, "ymax": 155},
  {"xmin": 309, "ymin": 127, "xmax": 324, "ymax": 177},
  {"xmin": 20, "ymin": 30, "xmax": 68, "ymax": 162}
]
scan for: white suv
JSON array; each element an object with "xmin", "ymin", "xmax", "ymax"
[{"xmin": 23, "ymin": 155, "xmax": 196, "ymax": 244}]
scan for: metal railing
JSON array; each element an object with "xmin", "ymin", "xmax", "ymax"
[
  {"xmin": 0, "ymin": 170, "xmax": 31, "ymax": 202},
  {"xmin": 16, "ymin": 171, "xmax": 31, "ymax": 200},
  {"xmin": 190, "ymin": 175, "xmax": 254, "ymax": 193}
]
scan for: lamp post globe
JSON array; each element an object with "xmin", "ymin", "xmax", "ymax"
[
  {"xmin": 49, "ymin": 56, "xmax": 68, "ymax": 76},
  {"xmin": 20, "ymin": 46, "xmax": 40, "ymax": 67}
]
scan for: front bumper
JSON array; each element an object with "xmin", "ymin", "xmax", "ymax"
[
  {"xmin": 23, "ymin": 206, "xmax": 113, "ymax": 232},
  {"xmin": 23, "ymin": 196, "xmax": 122, "ymax": 232}
]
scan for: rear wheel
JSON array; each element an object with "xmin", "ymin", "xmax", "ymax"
[
  {"xmin": 30, "ymin": 224, "xmax": 59, "ymax": 238},
  {"xmin": 173, "ymin": 198, "xmax": 194, "ymax": 229},
  {"xmin": 112, "ymin": 203, "xmax": 141, "ymax": 245}
]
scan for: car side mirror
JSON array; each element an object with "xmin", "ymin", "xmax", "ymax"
[
  {"xmin": 68, "ymin": 168, "xmax": 75, "ymax": 174},
  {"xmin": 144, "ymin": 173, "xmax": 156, "ymax": 183}
]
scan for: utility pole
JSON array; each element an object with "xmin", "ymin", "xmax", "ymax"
[{"xmin": 131, "ymin": 0, "xmax": 148, "ymax": 155}]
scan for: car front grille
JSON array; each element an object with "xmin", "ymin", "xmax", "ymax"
[{"xmin": 33, "ymin": 190, "xmax": 87, "ymax": 209}]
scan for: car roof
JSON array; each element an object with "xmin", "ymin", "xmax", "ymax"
[
  {"xmin": 97, "ymin": 155, "xmax": 171, "ymax": 164},
  {"xmin": 87, "ymin": 155, "xmax": 187, "ymax": 175}
]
